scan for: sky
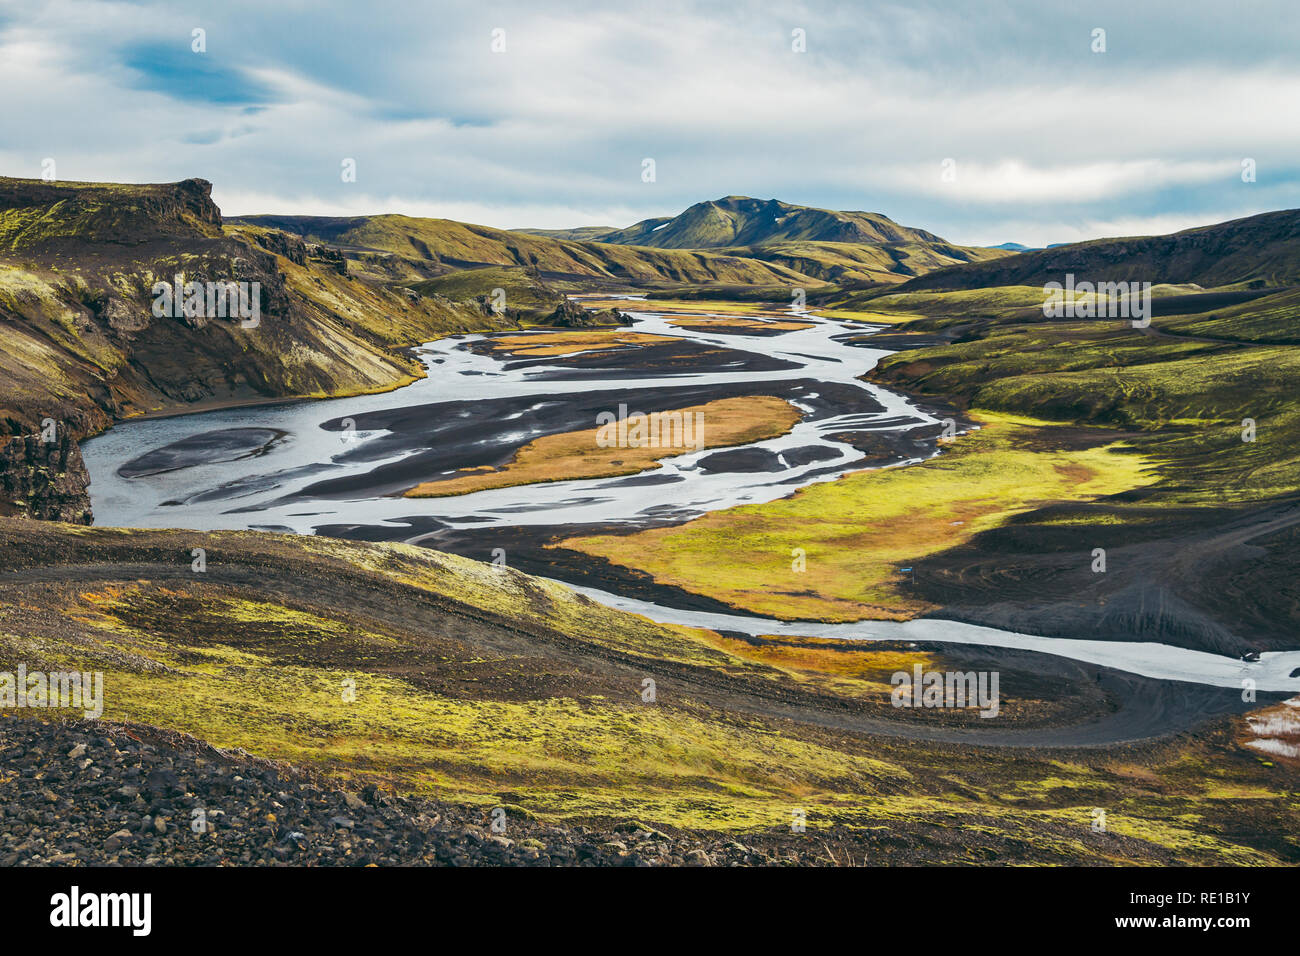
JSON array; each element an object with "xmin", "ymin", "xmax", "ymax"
[{"xmin": 1, "ymin": 0, "xmax": 1297, "ymax": 247}]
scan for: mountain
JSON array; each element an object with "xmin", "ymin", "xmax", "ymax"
[
  {"xmin": 728, "ymin": 239, "xmax": 1012, "ymax": 284},
  {"xmin": 233, "ymin": 213, "xmax": 817, "ymax": 288},
  {"xmin": 243, "ymin": 198, "xmax": 1010, "ymax": 289},
  {"xmin": 529, "ymin": 196, "xmax": 945, "ymax": 249},
  {"xmin": 898, "ymin": 208, "xmax": 1300, "ymax": 292}
]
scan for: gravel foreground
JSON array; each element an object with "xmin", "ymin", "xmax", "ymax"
[
  {"xmin": 0, "ymin": 717, "xmax": 802, "ymax": 867},
  {"xmin": 4, "ymin": 717, "xmax": 1241, "ymax": 867}
]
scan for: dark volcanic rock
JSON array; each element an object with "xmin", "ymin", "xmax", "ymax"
[
  {"xmin": 0, "ymin": 432, "xmax": 92, "ymax": 524},
  {"xmin": 546, "ymin": 298, "xmax": 631, "ymax": 328},
  {"xmin": 0, "ymin": 177, "xmax": 224, "ymax": 247},
  {"xmin": 307, "ymin": 243, "xmax": 349, "ymax": 275},
  {"xmin": 249, "ymin": 229, "xmax": 308, "ymax": 265},
  {"xmin": 0, "ymin": 717, "xmax": 789, "ymax": 867}
]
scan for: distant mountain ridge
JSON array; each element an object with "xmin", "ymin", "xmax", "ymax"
[
  {"xmin": 233, "ymin": 212, "xmax": 817, "ymax": 287},
  {"xmin": 238, "ymin": 205, "xmax": 1009, "ymax": 287},
  {"xmin": 902, "ymin": 208, "xmax": 1300, "ymax": 292},
  {"xmin": 523, "ymin": 196, "xmax": 945, "ymax": 249}
]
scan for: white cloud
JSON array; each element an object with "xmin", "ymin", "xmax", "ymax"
[
  {"xmin": 2, "ymin": 0, "xmax": 1298, "ymax": 245},
  {"xmin": 891, "ymin": 159, "xmax": 1242, "ymax": 204}
]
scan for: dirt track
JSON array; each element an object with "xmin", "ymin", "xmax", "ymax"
[
  {"xmin": 0, "ymin": 524, "xmax": 1276, "ymax": 752},
  {"xmin": 915, "ymin": 497, "xmax": 1300, "ymax": 657}
]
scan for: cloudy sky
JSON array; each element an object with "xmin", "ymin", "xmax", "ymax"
[{"xmin": 2, "ymin": 0, "xmax": 1297, "ymax": 247}]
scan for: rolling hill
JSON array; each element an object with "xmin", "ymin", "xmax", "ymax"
[
  {"xmin": 727, "ymin": 239, "xmax": 1013, "ymax": 284},
  {"xmin": 525, "ymin": 196, "xmax": 945, "ymax": 248},
  {"xmin": 895, "ymin": 208, "xmax": 1300, "ymax": 293},
  {"xmin": 241, "ymin": 198, "xmax": 1010, "ymax": 290},
  {"xmin": 1, "ymin": 518, "xmax": 1293, "ymax": 864},
  {"xmin": 233, "ymin": 213, "xmax": 818, "ymax": 288}
]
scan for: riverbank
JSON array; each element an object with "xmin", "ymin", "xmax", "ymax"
[{"xmin": 560, "ymin": 410, "xmax": 1157, "ymax": 622}]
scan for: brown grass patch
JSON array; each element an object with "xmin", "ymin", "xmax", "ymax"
[
  {"xmin": 480, "ymin": 330, "xmax": 678, "ymax": 358},
  {"xmin": 665, "ymin": 317, "xmax": 814, "ymax": 333},
  {"xmin": 405, "ymin": 395, "xmax": 802, "ymax": 498}
]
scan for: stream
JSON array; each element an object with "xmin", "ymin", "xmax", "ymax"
[{"xmin": 82, "ymin": 305, "xmax": 1300, "ymax": 693}]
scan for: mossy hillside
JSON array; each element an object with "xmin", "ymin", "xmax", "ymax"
[
  {"xmin": 875, "ymin": 320, "xmax": 1230, "ymax": 393},
  {"xmin": 224, "ymin": 223, "xmax": 520, "ymax": 350},
  {"xmin": 0, "ymin": 177, "xmax": 222, "ymax": 251},
  {"xmin": 834, "ymin": 283, "xmax": 1217, "ymax": 331},
  {"xmin": 893, "ymin": 207, "xmax": 1300, "ymax": 292},
  {"xmin": 0, "ymin": 264, "xmax": 155, "ymax": 436},
  {"xmin": 717, "ymin": 239, "xmax": 1013, "ymax": 286},
  {"xmin": 1156, "ymin": 286, "xmax": 1300, "ymax": 344},
  {"xmin": 292, "ymin": 535, "xmax": 774, "ymax": 675},
  {"xmin": 872, "ymin": 318, "xmax": 1300, "ymax": 505},
  {"xmin": 0, "ymin": 302, "xmax": 170, "ymax": 425},
  {"xmin": 81, "ymin": 649, "xmax": 908, "ymax": 830},
  {"xmin": 0, "ymin": 179, "xmax": 525, "ymax": 440},
  {"xmin": 408, "ymin": 265, "xmax": 563, "ymax": 316},
  {"xmin": 233, "ymin": 213, "xmax": 820, "ymax": 289},
  {"xmin": 0, "ymin": 521, "xmax": 1293, "ymax": 860},
  {"xmin": 0, "ymin": 251, "xmax": 439, "ymax": 431},
  {"xmin": 0, "ymin": 524, "xmax": 764, "ymax": 676}
]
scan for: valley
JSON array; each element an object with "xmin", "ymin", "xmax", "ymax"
[{"xmin": 1, "ymin": 176, "xmax": 1298, "ymax": 866}]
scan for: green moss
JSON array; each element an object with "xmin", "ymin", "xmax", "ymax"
[
  {"xmin": 1, "ymin": 517, "xmax": 1294, "ymax": 861},
  {"xmin": 562, "ymin": 413, "xmax": 1157, "ymax": 620}
]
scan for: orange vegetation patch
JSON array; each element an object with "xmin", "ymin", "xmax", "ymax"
[
  {"xmin": 480, "ymin": 330, "xmax": 679, "ymax": 359},
  {"xmin": 404, "ymin": 395, "xmax": 802, "ymax": 498},
  {"xmin": 666, "ymin": 316, "xmax": 814, "ymax": 333},
  {"xmin": 1239, "ymin": 698, "xmax": 1300, "ymax": 765},
  {"xmin": 697, "ymin": 630, "xmax": 935, "ymax": 692}
]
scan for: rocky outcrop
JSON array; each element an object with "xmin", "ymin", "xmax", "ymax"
[
  {"xmin": 0, "ymin": 176, "xmax": 223, "ymax": 249},
  {"xmin": 307, "ymin": 243, "xmax": 349, "ymax": 275},
  {"xmin": 0, "ymin": 432, "xmax": 92, "ymax": 524},
  {"xmin": 545, "ymin": 298, "xmax": 631, "ymax": 328},
  {"xmin": 248, "ymin": 228, "xmax": 308, "ymax": 265}
]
